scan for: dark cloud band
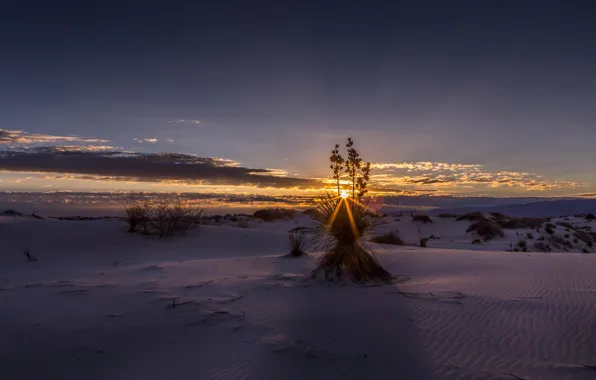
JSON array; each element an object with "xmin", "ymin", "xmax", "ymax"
[{"xmin": 0, "ymin": 147, "xmax": 319, "ymax": 189}]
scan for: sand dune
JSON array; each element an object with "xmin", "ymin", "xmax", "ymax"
[{"xmin": 1, "ymin": 219, "xmax": 595, "ymax": 379}]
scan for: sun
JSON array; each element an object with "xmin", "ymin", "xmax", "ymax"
[{"xmin": 340, "ymin": 190, "xmax": 349, "ymax": 199}]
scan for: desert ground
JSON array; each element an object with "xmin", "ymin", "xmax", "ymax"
[{"xmin": 1, "ymin": 210, "xmax": 595, "ymax": 380}]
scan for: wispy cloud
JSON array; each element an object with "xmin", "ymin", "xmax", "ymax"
[
  {"xmin": 0, "ymin": 129, "xmax": 108, "ymax": 145},
  {"xmin": 371, "ymin": 161, "xmax": 583, "ymax": 194},
  {"xmin": 168, "ymin": 119, "xmax": 200, "ymax": 125},
  {"xmin": 133, "ymin": 138, "xmax": 158, "ymax": 143}
]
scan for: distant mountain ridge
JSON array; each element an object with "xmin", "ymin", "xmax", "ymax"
[{"xmin": 429, "ymin": 199, "xmax": 596, "ymax": 218}]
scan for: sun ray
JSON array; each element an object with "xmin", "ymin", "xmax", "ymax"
[
  {"xmin": 343, "ymin": 199, "xmax": 360, "ymax": 239},
  {"xmin": 327, "ymin": 197, "xmax": 344, "ymax": 227}
]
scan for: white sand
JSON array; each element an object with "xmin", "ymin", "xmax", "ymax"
[{"xmin": 1, "ymin": 217, "xmax": 595, "ymax": 380}]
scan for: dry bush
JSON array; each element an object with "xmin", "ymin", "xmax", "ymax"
[
  {"xmin": 123, "ymin": 193, "xmax": 203, "ymax": 237},
  {"xmin": 253, "ymin": 208, "xmax": 296, "ymax": 222},
  {"xmin": 153, "ymin": 196, "xmax": 204, "ymax": 238},
  {"xmin": 123, "ymin": 193, "xmax": 152, "ymax": 233},
  {"xmin": 534, "ymin": 242, "xmax": 550, "ymax": 252},
  {"xmin": 308, "ymin": 195, "xmax": 393, "ymax": 283},
  {"xmin": 586, "ymin": 214, "xmax": 596, "ymax": 220},
  {"xmin": 574, "ymin": 230, "xmax": 593, "ymax": 245},
  {"xmin": 556, "ymin": 221, "xmax": 575, "ymax": 230},
  {"xmin": 411, "ymin": 214, "xmax": 433, "ymax": 224},
  {"xmin": 456, "ymin": 212, "xmax": 486, "ymax": 222},
  {"xmin": 517, "ymin": 239, "xmax": 528, "ymax": 252},
  {"xmin": 466, "ymin": 220, "xmax": 504, "ymax": 241},
  {"xmin": 526, "ymin": 232, "xmax": 535, "ymax": 239},
  {"xmin": 549, "ymin": 235, "xmax": 572, "ymax": 250},
  {"xmin": 438, "ymin": 213, "xmax": 457, "ymax": 218},
  {"xmin": 495, "ymin": 216, "xmax": 545, "ymax": 229},
  {"xmin": 235, "ymin": 220, "xmax": 250, "ymax": 228},
  {"xmin": 288, "ymin": 233, "xmax": 306, "ymax": 257},
  {"xmin": 2, "ymin": 209, "xmax": 23, "ymax": 217},
  {"xmin": 370, "ymin": 231, "xmax": 403, "ymax": 246}
]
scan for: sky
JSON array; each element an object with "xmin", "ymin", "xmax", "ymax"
[{"xmin": 1, "ymin": 0, "xmax": 595, "ymax": 198}]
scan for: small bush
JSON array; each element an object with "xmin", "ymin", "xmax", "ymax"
[
  {"xmin": 288, "ymin": 233, "xmax": 306, "ymax": 257},
  {"xmin": 586, "ymin": 214, "xmax": 596, "ymax": 220},
  {"xmin": 466, "ymin": 220, "xmax": 504, "ymax": 241},
  {"xmin": 438, "ymin": 213, "xmax": 458, "ymax": 218},
  {"xmin": 254, "ymin": 208, "xmax": 296, "ymax": 222},
  {"xmin": 1, "ymin": 209, "xmax": 23, "ymax": 217},
  {"xmin": 23, "ymin": 248, "xmax": 38, "ymax": 262},
  {"xmin": 550, "ymin": 235, "xmax": 572, "ymax": 249},
  {"xmin": 457, "ymin": 212, "xmax": 486, "ymax": 222},
  {"xmin": 123, "ymin": 193, "xmax": 203, "ymax": 237},
  {"xmin": 411, "ymin": 214, "xmax": 433, "ymax": 224},
  {"xmin": 370, "ymin": 231, "xmax": 404, "ymax": 246},
  {"xmin": 123, "ymin": 194, "xmax": 152, "ymax": 233},
  {"xmin": 534, "ymin": 242, "xmax": 550, "ymax": 252},
  {"xmin": 556, "ymin": 221, "xmax": 574, "ymax": 230},
  {"xmin": 526, "ymin": 232, "xmax": 534, "ymax": 239},
  {"xmin": 235, "ymin": 220, "xmax": 250, "ymax": 228},
  {"xmin": 517, "ymin": 239, "xmax": 528, "ymax": 252},
  {"xmin": 471, "ymin": 239, "xmax": 482, "ymax": 244},
  {"xmin": 496, "ymin": 217, "xmax": 545, "ymax": 229},
  {"xmin": 545, "ymin": 226, "xmax": 555, "ymax": 235}
]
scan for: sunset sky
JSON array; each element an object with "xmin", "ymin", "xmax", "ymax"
[{"xmin": 1, "ymin": 1, "xmax": 595, "ymax": 197}]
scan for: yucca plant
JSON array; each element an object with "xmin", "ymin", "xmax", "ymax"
[
  {"xmin": 288, "ymin": 232, "xmax": 306, "ymax": 257},
  {"xmin": 309, "ymin": 195, "xmax": 394, "ymax": 283}
]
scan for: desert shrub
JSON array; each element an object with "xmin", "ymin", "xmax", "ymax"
[
  {"xmin": 457, "ymin": 212, "xmax": 486, "ymax": 222},
  {"xmin": 153, "ymin": 196, "xmax": 204, "ymax": 238},
  {"xmin": 438, "ymin": 213, "xmax": 458, "ymax": 218},
  {"xmin": 123, "ymin": 193, "xmax": 203, "ymax": 237},
  {"xmin": 123, "ymin": 193, "xmax": 152, "ymax": 233},
  {"xmin": 556, "ymin": 221, "xmax": 574, "ymax": 230},
  {"xmin": 534, "ymin": 242, "xmax": 550, "ymax": 252},
  {"xmin": 545, "ymin": 226, "xmax": 555, "ymax": 235},
  {"xmin": 411, "ymin": 214, "xmax": 433, "ymax": 224},
  {"xmin": 471, "ymin": 239, "xmax": 482, "ymax": 244},
  {"xmin": 1, "ymin": 209, "xmax": 23, "ymax": 217},
  {"xmin": 549, "ymin": 235, "xmax": 572, "ymax": 249},
  {"xmin": 496, "ymin": 217, "xmax": 545, "ymax": 229},
  {"xmin": 466, "ymin": 220, "xmax": 504, "ymax": 241},
  {"xmin": 526, "ymin": 232, "xmax": 535, "ymax": 239},
  {"xmin": 517, "ymin": 239, "xmax": 528, "ymax": 252},
  {"xmin": 23, "ymin": 248, "xmax": 38, "ymax": 262},
  {"xmin": 490, "ymin": 212, "xmax": 507, "ymax": 219},
  {"xmin": 235, "ymin": 220, "xmax": 250, "ymax": 228},
  {"xmin": 586, "ymin": 214, "xmax": 596, "ymax": 220},
  {"xmin": 370, "ymin": 231, "xmax": 403, "ymax": 246},
  {"xmin": 254, "ymin": 208, "xmax": 296, "ymax": 222},
  {"xmin": 574, "ymin": 230, "xmax": 594, "ymax": 245},
  {"xmin": 308, "ymin": 195, "xmax": 393, "ymax": 283},
  {"xmin": 288, "ymin": 232, "xmax": 306, "ymax": 257}
]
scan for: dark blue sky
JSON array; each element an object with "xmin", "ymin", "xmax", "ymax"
[{"xmin": 1, "ymin": 0, "xmax": 595, "ymax": 195}]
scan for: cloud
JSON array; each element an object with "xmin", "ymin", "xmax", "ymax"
[
  {"xmin": 577, "ymin": 193, "xmax": 596, "ymax": 197},
  {"xmin": 168, "ymin": 119, "xmax": 200, "ymax": 125},
  {"xmin": 0, "ymin": 129, "xmax": 108, "ymax": 145},
  {"xmin": 133, "ymin": 138, "xmax": 158, "ymax": 143},
  {"xmin": 0, "ymin": 147, "xmax": 320, "ymax": 189},
  {"xmin": 372, "ymin": 162, "xmax": 482, "ymax": 172},
  {"xmin": 370, "ymin": 161, "xmax": 583, "ymax": 193}
]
